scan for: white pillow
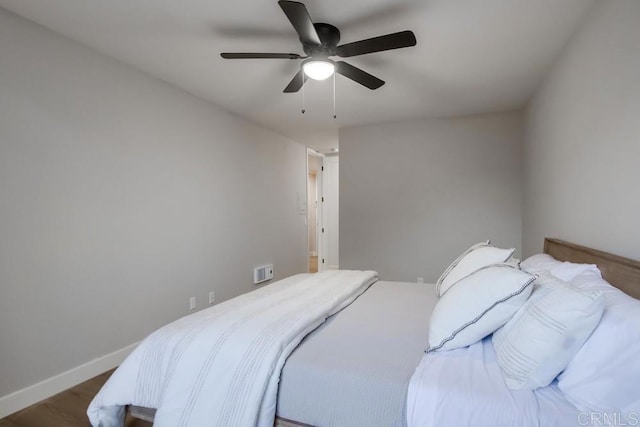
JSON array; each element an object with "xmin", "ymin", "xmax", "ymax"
[
  {"xmin": 520, "ymin": 253, "xmax": 562, "ymax": 276},
  {"xmin": 521, "ymin": 253, "xmax": 601, "ymax": 282},
  {"xmin": 427, "ymin": 264, "xmax": 536, "ymax": 352},
  {"xmin": 492, "ymin": 274, "xmax": 604, "ymax": 390},
  {"xmin": 437, "ymin": 241, "xmax": 515, "ymax": 296},
  {"xmin": 549, "ymin": 261, "xmax": 601, "ymax": 282},
  {"xmin": 557, "ymin": 271, "xmax": 640, "ymax": 414}
]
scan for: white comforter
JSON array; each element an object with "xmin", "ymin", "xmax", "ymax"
[
  {"xmin": 87, "ymin": 270, "xmax": 378, "ymax": 427},
  {"xmin": 407, "ymin": 337, "xmax": 586, "ymax": 427}
]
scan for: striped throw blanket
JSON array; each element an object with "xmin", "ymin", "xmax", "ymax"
[{"xmin": 87, "ymin": 270, "xmax": 378, "ymax": 427}]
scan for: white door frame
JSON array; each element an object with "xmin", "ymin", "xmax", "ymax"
[{"xmin": 306, "ymin": 148, "xmax": 324, "ymax": 272}]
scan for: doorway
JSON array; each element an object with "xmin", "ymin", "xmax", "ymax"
[
  {"xmin": 307, "ymin": 149, "xmax": 323, "ymax": 273},
  {"xmin": 306, "ymin": 148, "xmax": 339, "ymax": 273}
]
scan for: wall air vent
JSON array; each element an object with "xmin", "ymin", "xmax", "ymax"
[{"xmin": 253, "ymin": 264, "xmax": 274, "ymax": 284}]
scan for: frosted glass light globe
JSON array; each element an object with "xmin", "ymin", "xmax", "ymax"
[{"xmin": 303, "ymin": 60, "xmax": 335, "ymax": 80}]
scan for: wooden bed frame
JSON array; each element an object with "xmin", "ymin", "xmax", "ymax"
[
  {"xmin": 129, "ymin": 238, "xmax": 640, "ymax": 426},
  {"xmin": 127, "ymin": 407, "xmax": 307, "ymax": 427},
  {"xmin": 544, "ymin": 238, "xmax": 640, "ymax": 299},
  {"xmin": 128, "ymin": 406, "xmax": 309, "ymax": 427}
]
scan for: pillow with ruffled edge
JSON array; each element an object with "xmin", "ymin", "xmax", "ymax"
[
  {"xmin": 493, "ymin": 274, "xmax": 604, "ymax": 390},
  {"xmin": 428, "ymin": 264, "xmax": 536, "ymax": 352},
  {"xmin": 557, "ymin": 270, "xmax": 640, "ymax": 415},
  {"xmin": 437, "ymin": 241, "xmax": 515, "ymax": 297}
]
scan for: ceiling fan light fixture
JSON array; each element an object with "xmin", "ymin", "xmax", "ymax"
[{"xmin": 303, "ymin": 59, "xmax": 335, "ymax": 80}]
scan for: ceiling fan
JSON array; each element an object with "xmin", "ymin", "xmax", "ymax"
[{"xmin": 221, "ymin": 0, "xmax": 417, "ymax": 93}]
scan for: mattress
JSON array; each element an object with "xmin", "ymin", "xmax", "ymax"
[
  {"xmin": 90, "ymin": 271, "xmax": 378, "ymax": 427},
  {"xmin": 276, "ymin": 280, "xmax": 437, "ymax": 427},
  {"xmin": 126, "ymin": 276, "xmax": 586, "ymax": 426}
]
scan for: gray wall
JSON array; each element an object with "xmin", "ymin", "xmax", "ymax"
[
  {"xmin": 522, "ymin": 0, "xmax": 640, "ymax": 258},
  {"xmin": 0, "ymin": 8, "xmax": 307, "ymax": 397},
  {"xmin": 339, "ymin": 112, "xmax": 523, "ymax": 282}
]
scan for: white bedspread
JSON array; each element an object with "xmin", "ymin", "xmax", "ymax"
[
  {"xmin": 87, "ymin": 270, "xmax": 377, "ymax": 427},
  {"xmin": 407, "ymin": 337, "xmax": 586, "ymax": 427}
]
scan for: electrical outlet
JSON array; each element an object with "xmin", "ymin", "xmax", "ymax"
[
  {"xmin": 209, "ymin": 291, "xmax": 215, "ymax": 304},
  {"xmin": 417, "ymin": 277, "xmax": 424, "ymax": 284},
  {"xmin": 189, "ymin": 296, "xmax": 196, "ymax": 310}
]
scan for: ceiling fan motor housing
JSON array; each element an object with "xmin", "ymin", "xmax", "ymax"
[{"xmin": 303, "ymin": 23, "xmax": 340, "ymax": 57}]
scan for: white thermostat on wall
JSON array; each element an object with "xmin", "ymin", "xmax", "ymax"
[{"xmin": 254, "ymin": 264, "xmax": 274, "ymax": 284}]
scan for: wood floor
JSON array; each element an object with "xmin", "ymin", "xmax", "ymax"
[{"xmin": 0, "ymin": 370, "xmax": 150, "ymax": 427}]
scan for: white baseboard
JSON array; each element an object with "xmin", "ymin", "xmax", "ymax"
[{"xmin": 0, "ymin": 342, "xmax": 138, "ymax": 419}]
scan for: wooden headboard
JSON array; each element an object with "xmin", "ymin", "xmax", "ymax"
[{"xmin": 544, "ymin": 238, "xmax": 640, "ymax": 299}]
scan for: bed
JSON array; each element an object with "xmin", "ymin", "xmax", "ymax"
[
  {"xmin": 407, "ymin": 238, "xmax": 640, "ymax": 426},
  {"xmin": 88, "ymin": 238, "xmax": 640, "ymax": 427}
]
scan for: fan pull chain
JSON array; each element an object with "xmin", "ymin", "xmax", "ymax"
[
  {"xmin": 333, "ymin": 73, "xmax": 337, "ymax": 119},
  {"xmin": 301, "ymin": 74, "xmax": 306, "ymax": 114}
]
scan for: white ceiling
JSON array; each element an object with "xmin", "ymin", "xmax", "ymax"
[{"xmin": 0, "ymin": 0, "xmax": 594, "ymax": 152}]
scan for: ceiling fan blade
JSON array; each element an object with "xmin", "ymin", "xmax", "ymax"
[
  {"xmin": 278, "ymin": 1, "xmax": 321, "ymax": 46},
  {"xmin": 336, "ymin": 30, "xmax": 416, "ymax": 57},
  {"xmin": 221, "ymin": 52, "xmax": 301, "ymax": 59},
  {"xmin": 335, "ymin": 61, "xmax": 385, "ymax": 90},
  {"xmin": 283, "ymin": 69, "xmax": 307, "ymax": 93}
]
